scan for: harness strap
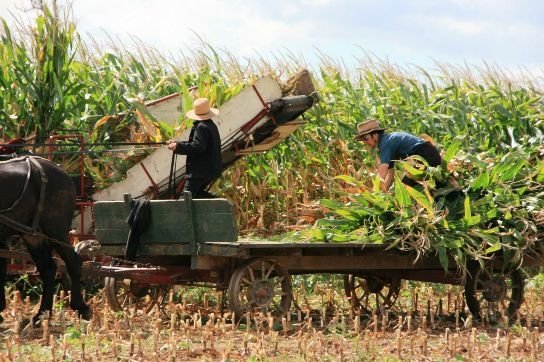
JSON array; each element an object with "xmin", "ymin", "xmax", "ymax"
[
  {"xmin": 28, "ymin": 156, "xmax": 48, "ymax": 231},
  {"xmin": 0, "ymin": 157, "xmax": 33, "ymax": 213},
  {"xmin": 0, "ymin": 156, "xmax": 48, "ymax": 234}
]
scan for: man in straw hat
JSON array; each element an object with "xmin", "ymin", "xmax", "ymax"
[
  {"xmin": 354, "ymin": 119, "xmax": 441, "ymax": 191},
  {"xmin": 167, "ymin": 98, "xmax": 222, "ymax": 198}
]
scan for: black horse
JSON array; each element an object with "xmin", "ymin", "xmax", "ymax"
[{"xmin": 0, "ymin": 156, "xmax": 91, "ymax": 325}]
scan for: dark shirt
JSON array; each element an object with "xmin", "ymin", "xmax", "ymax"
[
  {"xmin": 174, "ymin": 120, "xmax": 222, "ymax": 180},
  {"xmin": 378, "ymin": 132, "xmax": 426, "ymax": 167}
]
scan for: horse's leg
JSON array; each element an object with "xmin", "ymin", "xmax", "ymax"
[
  {"xmin": 52, "ymin": 243, "xmax": 91, "ymax": 320},
  {"xmin": 0, "ymin": 243, "xmax": 6, "ymax": 324},
  {"xmin": 23, "ymin": 236, "xmax": 57, "ymax": 325}
]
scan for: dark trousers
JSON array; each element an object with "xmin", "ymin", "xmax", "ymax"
[
  {"xmin": 402, "ymin": 142, "xmax": 442, "ymax": 186},
  {"xmin": 184, "ymin": 178, "xmax": 217, "ymax": 199},
  {"xmin": 412, "ymin": 142, "xmax": 442, "ymax": 167}
]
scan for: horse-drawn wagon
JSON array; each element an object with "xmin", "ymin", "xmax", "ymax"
[
  {"xmin": 80, "ymin": 191, "xmax": 544, "ymax": 322},
  {"xmin": 1, "ymin": 69, "xmax": 543, "ymax": 325}
]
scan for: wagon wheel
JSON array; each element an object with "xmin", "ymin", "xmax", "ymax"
[
  {"xmin": 293, "ymin": 283, "xmax": 340, "ymax": 320},
  {"xmin": 104, "ymin": 277, "xmax": 168, "ymax": 314},
  {"xmin": 228, "ymin": 259, "xmax": 292, "ymax": 320},
  {"xmin": 74, "ymin": 239, "xmax": 103, "ymax": 295},
  {"xmin": 464, "ymin": 263, "xmax": 524, "ymax": 323},
  {"xmin": 344, "ymin": 274, "xmax": 401, "ymax": 315}
]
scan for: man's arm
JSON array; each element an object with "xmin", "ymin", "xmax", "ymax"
[
  {"xmin": 176, "ymin": 124, "xmax": 208, "ymax": 155},
  {"xmin": 377, "ymin": 163, "xmax": 394, "ymax": 192}
]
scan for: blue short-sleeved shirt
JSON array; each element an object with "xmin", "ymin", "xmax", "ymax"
[{"xmin": 378, "ymin": 132, "xmax": 425, "ymax": 167}]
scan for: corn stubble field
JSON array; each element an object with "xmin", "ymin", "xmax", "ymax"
[
  {"xmin": 2, "ymin": 1, "xmax": 544, "ymax": 361},
  {"xmin": 2, "ymin": 281, "xmax": 544, "ymax": 361}
]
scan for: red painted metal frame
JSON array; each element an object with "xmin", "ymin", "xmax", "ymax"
[
  {"xmin": 139, "ymin": 162, "xmax": 159, "ymax": 198},
  {"xmin": 239, "ymin": 85, "xmax": 276, "ymax": 135}
]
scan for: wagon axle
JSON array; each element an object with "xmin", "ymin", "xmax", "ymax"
[{"xmin": 481, "ymin": 276, "xmax": 508, "ymax": 303}]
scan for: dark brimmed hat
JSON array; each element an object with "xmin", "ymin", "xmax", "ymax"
[{"xmin": 354, "ymin": 119, "xmax": 386, "ymax": 140}]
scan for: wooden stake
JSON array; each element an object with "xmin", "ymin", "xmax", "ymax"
[
  {"xmin": 422, "ymin": 333, "xmax": 428, "ymax": 357},
  {"xmin": 42, "ymin": 316, "xmax": 49, "ymax": 342},
  {"xmin": 506, "ymin": 332, "xmax": 512, "ymax": 358},
  {"xmin": 95, "ymin": 335, "xmax": 101, "ymax": 358},
  {"xmin": 470, "ymin": 328, "xmax": 476, "ymax": 350},
  {"xmin": 354, "ymin": 315, "xmax": 360, "ymax": 335},
  {"xmin": 396, "ymin": 328, "xmax": 402, "ymax": 358},
  {"xmin": 531, "ymin": 328, "xmax": 538, "ymax": 360},
  {"xmin": 62, "ymin": 334, "xmax": 68, "ymax": 360},
  {"xmin": 130, "ymin": 333, "xmax": 135, "ymax": 356},
  {"xmin": 138, "ymin": 333, "xmax": 144, "ymax": 357},
  {"xmin": 5, "ymin": 338, "xmax": 12, "ymax": 361},
  {"xmin": 170, "ymin": 312, "xmax": 176, "ymax": 333},
  {"xmin": 50, "ymin": 335, "xmax": 56, "ymax": 362},
  {"xmin": 80, "ymin": 333, "xmax": 86, "ymax": 360}
]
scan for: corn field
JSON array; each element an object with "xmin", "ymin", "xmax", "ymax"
[
  {"xmin": 2, "ymin": 1, "xmax": 544, "ymax": 360},
  {"xmin": 2, "ymin": 280, "xmax": 544, "ymax": 361}
]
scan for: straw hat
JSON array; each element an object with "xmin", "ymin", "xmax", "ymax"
[
  {"xmin": 354, "ymin": 119, "xmax": 386, "ymax": 140},
  {"xmin": 186, "ymin": 98, "xmax": 219, "ymax": 120}
]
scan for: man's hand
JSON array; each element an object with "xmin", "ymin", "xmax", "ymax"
[
  {"xmin": 167, "ymin": 140, "xmax": 177, "ymax": 151},
  {"xmin": 377, "ymin": 163, "xmax": 394, "ymax": 192}
]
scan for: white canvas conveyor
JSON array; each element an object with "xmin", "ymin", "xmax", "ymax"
[{"xmin": 92, "ymin": 76, "xmax": 283, "ymax": 201}]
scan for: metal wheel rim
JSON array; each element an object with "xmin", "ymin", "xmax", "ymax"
[
  {"xmin": 465, "ymin": 265, "xmax": 523, "ymax": 321},
  {"xmin": 228, "ymin": 259, "xmax": 292, "ymax": 319},
  {"xmin": 104, "ymin": 277, "xmax": 167, "ymax": 313},
  {"xmin": 344, "ymin": 274, "xmax": 401, "ymax": 315}
]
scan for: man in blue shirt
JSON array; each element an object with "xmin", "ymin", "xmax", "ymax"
[{"xmin": 354, "ymin": 119, "xmax": 441, "ymax": 191}]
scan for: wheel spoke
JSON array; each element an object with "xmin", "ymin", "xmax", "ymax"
[
  {"xmin": 241, "ymin": 277, "xmax": 253, "ymax": 286},
  {"xmin": 248, "ymin": 267, "xmax": 256, "ymax": 282},
  {"xmin": 264, "ymin": 263, "xmax": 275, "ymax": 279},
  {"xmin": 121, "ymin": 294, "xmax": 129, "ymax": 307},
  {"xmin": 363, "ymin": 294, "xmax": 370, "ymax": 307}
]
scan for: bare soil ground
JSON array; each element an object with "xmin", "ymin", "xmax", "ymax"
[{"xmin": 0, "ymin": 282, "xmax": 543, "ymax": 361}]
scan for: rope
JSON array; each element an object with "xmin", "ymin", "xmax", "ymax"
[
  {"xmin": 168, "ymin": 151, "xmax": 177, "ymax": 199},
  {"xmin": 0, "ymin": 141, "xmax": 168, "ymax": 148}
]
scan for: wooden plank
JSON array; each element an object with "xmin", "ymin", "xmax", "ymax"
[
  {"xmin": 191, "ymin": 256, "xmax": 229, "ymax": 270},
  {"xmin": 198, "ymin": 243, "xmax": 248, "ymax": 258},
  {"xmin": 268, "ymin": 255, "xmax": 443, "ymax": 271},
  {"xmin": 99, "ymin": 243, "xmax": 194, "ymax": 256},
  {"xmin": 226, "ymin": 240, "xmax": 389, "ymax": 249},
  {"xmin": 94, "ymin": 198, "xmax": 238, "ymax": 247}
]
